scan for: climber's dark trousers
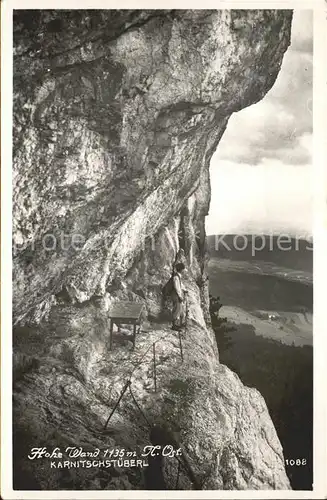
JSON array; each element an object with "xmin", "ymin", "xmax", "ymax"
[{"xmin": 172, "ymin": 298, "xmax": 185, "ymax": 327}]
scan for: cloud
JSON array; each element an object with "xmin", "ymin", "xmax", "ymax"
[
  {"xmin": 214, "ymin": 10, "xmax": 312, "ymax": 168},
  {"xmin": 289, "ymin": 10, "xmax": 313, "ymax": 54},
  {"xmin": 207, "ymin": 10, "xmax": 313, "ymax": 236},
  {"xmin": 215, "ymin": 101, "xmax": 312, "ymax": 166},
  {"xmin": 207, "ymin": 160, "xmax": 312, "ymax": 237}
]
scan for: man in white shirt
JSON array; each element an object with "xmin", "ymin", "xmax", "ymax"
[{"xmin": 171, "ymin": 262, "xmax": 187, "ymax": 331}]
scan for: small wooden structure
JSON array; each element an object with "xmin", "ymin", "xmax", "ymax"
[{"xmin": 108, "ymin": 301, "xmax": 145, "ymax": 350}]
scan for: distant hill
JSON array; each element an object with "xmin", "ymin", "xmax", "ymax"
[
  {"xmin": 208, "ymin": 265, "xmax": 313, "ymax": 312},
  {"xmin": 207, "ymin": 234, "xmax": 313, "ymax": 491},
  {"xmin": 207, "ymin": 234, "xmax": 313, "ymax": 273}
]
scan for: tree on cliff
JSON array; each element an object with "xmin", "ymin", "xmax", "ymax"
[{"xmin": 209, "ymin": 294, "xmax": 235, "ymax": 349}]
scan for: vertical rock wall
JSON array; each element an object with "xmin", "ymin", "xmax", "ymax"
[{"xmin": 13, "ymin": 9, "xmax": 292, "ymax": 324}]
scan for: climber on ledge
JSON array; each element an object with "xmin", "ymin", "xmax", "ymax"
[{"xmin": 171, "ymin": 262, "xmax": 187, "ymax": 331}]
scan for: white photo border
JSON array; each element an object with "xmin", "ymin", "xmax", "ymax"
[{"xmin": 1, "ymin": 1, "xmax": 326, "ymax": 498}]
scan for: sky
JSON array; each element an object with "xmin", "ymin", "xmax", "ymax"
[{"xmin": 206, "ymin": 10, "xmax": 313, "ymax": 238}]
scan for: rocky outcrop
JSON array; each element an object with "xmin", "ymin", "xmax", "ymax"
[
  {"xmin": 13, "ymin": 9, "xmax": 293, "ymax": 490},
  {"xmin": 14, "ymin": 9, "xmax": 292, "ymax": 324},
  {"xmin": 14, "ymin": 281, "xmax": 290, "ymax": 490}
]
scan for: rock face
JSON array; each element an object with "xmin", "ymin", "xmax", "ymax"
[{"xmin": 13, "ymin": 10, "xmax": 292, "ymax": 490}]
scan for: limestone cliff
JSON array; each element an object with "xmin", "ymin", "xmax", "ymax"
[{"xmin": 13, "ymin": 10, "xmax": 293, "ymax": 490}]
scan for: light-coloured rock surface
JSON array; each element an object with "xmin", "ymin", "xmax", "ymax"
[
  {"xmin": 13, "ymin": 10, "xmax": 292, "ymax": 490},
  {"xmin": 14, "ymin": 9, "xmax": 292, "ymax": 325}
]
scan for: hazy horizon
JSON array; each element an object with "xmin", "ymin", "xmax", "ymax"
[{"xmin": 206, "ymin": 232, "xmax": 312, "ymax": 241}]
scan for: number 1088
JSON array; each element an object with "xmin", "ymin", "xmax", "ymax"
[{"xmin": 285, "ymin": 458, "xmax": 307, "ymax": 466}]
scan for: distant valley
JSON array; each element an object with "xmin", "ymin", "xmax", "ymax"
[
  {"xmin": 207, "ymin": 234, "xmax": 313, "ymax": 490},
  {"xmin": 207, "ymin": 234, "xmax": 313, "ymax": 347}
]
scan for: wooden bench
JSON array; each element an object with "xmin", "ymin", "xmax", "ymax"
[{"xmin": 108, "ymin": 301, "xmax": 145, "ymax": 350}]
